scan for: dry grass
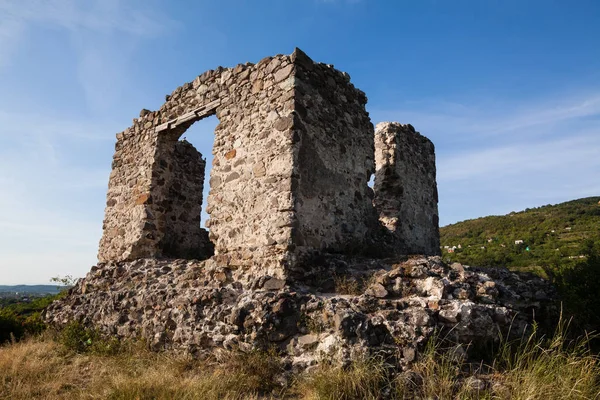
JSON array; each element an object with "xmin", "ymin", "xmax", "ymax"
[
  {"xmin": 1, "ymin": 319, "xmax": 599, "ymax": 400},
  {"xmin": 392, "ymin": 318, "xmax": 600, "ymax": 400},
  {"xmin": 299, "ymin": 357, "xmax": 390, "ymax": 400},
  {"xmin": 492, "ymin": 319, "xmax": 600, "ymax": 400},
  {"xmin": 0, "ymin": 333, "xmax": 283, "ymax": 400},
  {"xmin": 332, "ymin": 274, "xmax": 363, "ymax": 295}
]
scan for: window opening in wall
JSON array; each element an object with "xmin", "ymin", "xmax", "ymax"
[
  {"xmin": 158, "ymin": 114, "xmax": 218, "ymax": 261},
  {"xmin": 368, "ymin": 172, "xmax": 375, "ymax": 188},
  {"xmin": 179, "ymin": 114, "xmax": 219, "ymax": 232}
]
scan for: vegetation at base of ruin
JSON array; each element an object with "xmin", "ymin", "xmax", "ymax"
[
  {"xmin": 1, "ymin": 319, "xmax": 599, "ymax": 399},
  {"xmin": 551, "ymin": 240, "xmax": 600, "ymax": 336},
  {"xmin": 440, "ymin": 196, "xmax": 600, "ymax": 335},
  {"xmin": 332, "ymin": 274, "xmax": 364, "ymax": 295},
  {"xmin": 58, "ymin": 321, "xmax": 128, "ymax": 355}
]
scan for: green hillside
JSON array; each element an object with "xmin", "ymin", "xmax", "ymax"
[{"xmin": 440, "ymin": 196, "xmax": 600, "ymax": 275}]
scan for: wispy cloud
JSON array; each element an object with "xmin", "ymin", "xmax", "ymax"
[
  {"xmin": 0, "ymin": 108, "xmax": 116, "ymax": 283},
  {"xmin": 0, "ymin": 15, "xmax": 23, "ymax": 67},
  {"xmin": 0, "ymin": 110, "xmax": 116, "ymax": 141},
  {"xmin": 437, "ymin": 132, "xmax": 600, "ymax": 183},
  {"xmin": 0, "ymin": 0, "xmax": 170, "ymax": 37},
  {"xmin": 0, "ymin": 0, "xmax": 175, "ymax": 112},
  {"xmin": 374, "ymin": 92, "xmax": 600, "ymax": 142}
]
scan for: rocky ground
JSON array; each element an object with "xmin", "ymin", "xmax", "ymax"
[{"xmin": 44, "ymin": 255, "xmax": 556, "ymax": 371}]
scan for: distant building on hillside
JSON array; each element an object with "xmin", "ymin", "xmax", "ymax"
[{"xmin": 515, "ymin": 240, "xmax": 524, "ymax": 245}]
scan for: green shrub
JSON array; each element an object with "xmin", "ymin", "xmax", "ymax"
[
  {"xmin": 0, "ymin": 293, "xmax": 65, "ymax": 345},
  {"xmin": 58, "ymin": 321, "xmax": 122, "ymax": 355},
  {"xmin": 0, "ymin": 305, "xmax": 49, "ymax": 345},
  {"xmin": 0, "ymin": 310, "xmax": 24, "ymax": 344}
]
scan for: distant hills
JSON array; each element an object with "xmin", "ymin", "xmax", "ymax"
[
  {"xmin": 0, "ymin": 285, "xmax": 63, "ymax": 295},
  {"xmin": 440, "ymin": 197, "xmax": 600, "ymax": 274}
]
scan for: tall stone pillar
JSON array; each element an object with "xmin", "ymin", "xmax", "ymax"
[{"xmin": 373, "ymin": 122, "xmax": 440, "ymax": 255}]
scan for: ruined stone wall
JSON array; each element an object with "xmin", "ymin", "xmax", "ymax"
[
  {"xmin": 374, "ymin": 122, "xmax": 440, "ymax": 255},
  {"xmin": 205, "ymin": 55, "xmax": 297, "ymax": 277},
  {"xmin": 291, "ymin": 50, "xmax": 378, "ymax": 255},
  {"xmin": 153, "ymin": 58, "xmax": 298, "ymax": 278},
  {"xmin": 98, "ymin": 53, "xmax": 300, "ymax": 278},
  {"xmin": 98, "ymin": 49, "xmax": 442, "ymax": 277},
  {"xmin": 98, "ymin": 115, "xmax": 160, "ymax": 262},
  {"xmin": 99, "ymin": 49, "xmax": 386, "ymax": 272}
]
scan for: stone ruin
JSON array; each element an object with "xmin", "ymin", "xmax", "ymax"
[
  {"xmin": 45, "ymin": 49, "xmax": 554, "ymax": 369},
  {"xmin": 97, "ymin": 48, "xmax": 440, "ymax": 277}
]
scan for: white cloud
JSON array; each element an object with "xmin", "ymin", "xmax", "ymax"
[
  {"xmin": 0, "ymin": 110, "xmax": 115, "ymax": 141},
  {"xmin": 373, "ymin": 92, "xmax": 600, "ymax": 143},
  {"xmin": 0, "ymin": 1, "xmax": 177, "ymax": 284},
  {"xmin": 437, "ymin": 133, "xmax": 600, "ymax": 183}
]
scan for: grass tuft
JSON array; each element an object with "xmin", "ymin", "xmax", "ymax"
[{"xmin": 299, "ymin": 356, "xmax": 390, "ymax": 400}]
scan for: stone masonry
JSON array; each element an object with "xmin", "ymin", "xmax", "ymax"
[
  {"xmin": 374, "ymin": 122, "xmax": 440, "ymax": 255},
  {"xmin": 291, "ymin": 50, "xmax": 378, "ymax": 256},
  {"xmin": 98, "ymin": 48, "xmax": 439, "ymax": 280}
]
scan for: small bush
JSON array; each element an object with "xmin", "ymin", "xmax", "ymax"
[
  {"xmin": 58, "ymin": 321, "xmax": 122, "ymax": 355},
  {"xmin": 0, "ymin": 309, "xmax": 47, "ymax": 345},
  {"xmin": 551, "ymin": 240, "xmax": 600, "ymax": 335}
]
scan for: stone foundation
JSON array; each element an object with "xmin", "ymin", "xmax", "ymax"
[{"xmin": 44, "ymin": 256, "xmax": 555, "ymax": 369}]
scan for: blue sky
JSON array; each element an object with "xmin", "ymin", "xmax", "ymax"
[{"xmin": 1, "ymin": 0, "xmax": 599, "ymax": 284}]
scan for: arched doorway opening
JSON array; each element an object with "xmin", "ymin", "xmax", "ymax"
[
  {"xmin": 151, "ymin": 112, "xmax": 219, "ymax": 260},
  {"xmin": 179, "ymin": 115, "xmax": 219, "ymax": 231}
]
